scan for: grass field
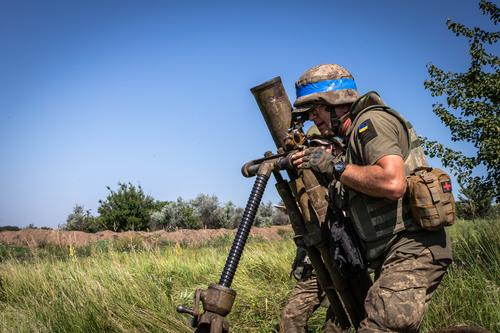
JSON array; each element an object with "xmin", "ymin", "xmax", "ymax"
[{"xmin": 0, "ymin": 219, "xmax": 498, "ymax": 333}]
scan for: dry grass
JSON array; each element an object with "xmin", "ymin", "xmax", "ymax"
[{"xmin": 0, "ymin": 219, "xmax": 498, "ymax": 332}]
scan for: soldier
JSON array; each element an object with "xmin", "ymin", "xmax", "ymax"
[
  {"xmin": 279, "ymin": 126, "xmax": 341, "ymax": 333},
  {"xmin": 290, "ymin": 64, "xmax": 452, "ymax": 332},
  {"xmin": 280, "ymin": 241, "xmax": 337, "ymax": 333}
]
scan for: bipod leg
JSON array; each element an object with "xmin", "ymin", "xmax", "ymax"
[
  {"xmin": 177, "ymin": 162, "xmax": 274, "ymax": 332},
  {"xmin": 219, "ymin": 161, "xmax": 273, "ymax": 287}
]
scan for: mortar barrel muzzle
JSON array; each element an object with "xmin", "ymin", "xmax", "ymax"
[{"xmin": 250, "ymin": 77, "xmax": 293, "ymax": 150}]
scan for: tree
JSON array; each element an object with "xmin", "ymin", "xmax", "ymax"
[
  {"xmin": 423, "ymin": 0, "xmax": 499, "ymax": 215},
  {"xmin": 98, "ymin": 182, "xmax": 160, "ymax": 231},
  {"xmin": 0, "ymin": 226, "xmax": 20, "ymax": 232},
  {"xmin": 62, "ymin": 205, "xmax": 101, "ymax": 232}
]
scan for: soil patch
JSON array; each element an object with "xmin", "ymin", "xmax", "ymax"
[{"xmin": 0, "ymin": 225, "xmax": 293, "ymax": 248}]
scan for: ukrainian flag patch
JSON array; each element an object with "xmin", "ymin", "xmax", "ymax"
[
  {"xmin": 358, "ymin": 122, "xmax": 369, "ymax": 133},
  {"xmin": 357, "ymin": 119, "xmax": 377, "ymax": 145}
]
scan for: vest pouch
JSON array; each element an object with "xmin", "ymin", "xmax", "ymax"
[{"xmin": 407, "ymin": 167, "xmax": 456, "ymax": 230}]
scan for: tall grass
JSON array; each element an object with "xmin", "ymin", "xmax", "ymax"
[
  {"xmin": 421, "ymin": 219, "xmax": 500, "ymax": 332},
  {"xmin": 0, "ymin": 220, "xmax": 498, "ymax": 332}
]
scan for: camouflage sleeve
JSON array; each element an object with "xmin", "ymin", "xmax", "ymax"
[{"xmin": 352, "ymin": 111, "xmax": 408, "ymax": 166}]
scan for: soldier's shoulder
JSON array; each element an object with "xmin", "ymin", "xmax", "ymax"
[
  {"xmin": 353, "ymin": 109, "xmax": 404, "ymax": 138},
  {"xmin": 349, "ymin": 108, "xmax": 407, "ymax": 152},
  {"xmin": 355, "ymin": 108, "xmax": 400, "ymax": 126}
]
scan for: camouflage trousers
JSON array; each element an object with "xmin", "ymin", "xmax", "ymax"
[
  {"xmin": 279, "ymin": 276, "xmax": 341, "ymax": 333},
  {"xmin": 358, "ymin": 248, "xmax": 451, "ymax": 333}
]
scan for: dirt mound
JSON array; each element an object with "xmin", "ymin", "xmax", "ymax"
[{"xmin": 0, "ymin": 225, "xmax": 293, "ymax": 248}]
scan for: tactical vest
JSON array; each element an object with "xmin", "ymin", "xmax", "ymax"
[{"xmin": 344, "ymin": 103, "xmax": 429, "ymax": 261}]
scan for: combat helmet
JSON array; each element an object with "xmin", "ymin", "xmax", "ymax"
[{"xmin": 294, "ymin": 64, "xmax": 359, "ymax": 113}]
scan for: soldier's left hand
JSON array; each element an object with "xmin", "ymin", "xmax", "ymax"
[{"xmin": 292, "ymin": 147, "xmax": 335, "ymax": 179}]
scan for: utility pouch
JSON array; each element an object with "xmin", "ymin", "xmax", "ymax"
[{"xmin": 406, "ymin": 167, "xmax": 456, "ymax": 231}]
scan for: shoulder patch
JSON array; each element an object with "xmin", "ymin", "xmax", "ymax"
[{"xmin": 357, "ymin": 119, "xmax": 378, "ymax": 145}]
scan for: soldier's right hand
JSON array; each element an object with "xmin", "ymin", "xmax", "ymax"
[{"xmin": 289, "ymin": 150, "xmax": 306, "ymax": 169}]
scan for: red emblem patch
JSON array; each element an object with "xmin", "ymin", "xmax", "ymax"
[{"xmin": 441, "ymin": 181, "xmax": 452, "ymax": 193}]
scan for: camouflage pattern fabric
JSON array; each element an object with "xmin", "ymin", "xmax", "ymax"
[
  {"xmin": 294, "ymin": 64, "xmax": 359, "ymax": 110},
  {"xmin": 279, "ymin": 275, "xmax": 341, "ymax": 333},
  {"xmin": 359, "ymin": 247, "xmax": 451, "ymax": 332}
]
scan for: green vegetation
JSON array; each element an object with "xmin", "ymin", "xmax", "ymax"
[
  {"xmin": 98, "ymin": 182, "xmax": 161, "ymax": 232},
  {"xmin": 63, "ymin": 205, "xmax": 102, "ymax": 233},
  {"xmin": 421, "ymin": 218, "xmax": 499, "ymax": 332},
  {"xmin": 423, "ymin": 0, "xmax": 499, "ymax": 218},
  {"xmin": 61, "ymin": 183, "xmax": 287, "ymax": 233},
  {"xmin": 0, "ymin": 226, "xmax": 21, "ymax": 232},
  {"xmin": 0, "ymin": 219, "xmax": 498, "ymax": 332}
]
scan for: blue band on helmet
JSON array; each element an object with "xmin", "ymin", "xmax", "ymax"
[{"xmin": 296, "ymin": 78, "xmax": 357, "ymax": 98}]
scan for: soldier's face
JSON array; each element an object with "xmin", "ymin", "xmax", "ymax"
[
  {"xmin": 333, "ymin": 105, "xmax": 352, "ymax": 136},
  {"xmin": 333, "ymin": 105, "xmax": 350, "ymax": 119},
  {"xmin": 308, "ymin": 105, "xmax": 333, "ymax": 136}
]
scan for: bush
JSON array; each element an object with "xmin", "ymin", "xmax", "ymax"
[
  {"xmin": 61, "ymin": 205, "xmax": 101, "ymax": 233},
  {"xmin": 191, "ymin": 194, "xmax": 231, "ymax": 229},
  {"xmin": 148, "ymin": 192, "xmax": 288, "ymax": 231},
  {"xmin": 254, "ymin": 201, "xmax": 274, "ymax": 227},
  {"xmin": 149, "ymin": 198, "xmax": 201, "ymax": 231},
  {"xmin": 222, "ymin": 201, "xmax": 244, "ymax": 229},
  {"xmin": 455, "ymin": 181, "xmax": 495, "ymax": 220},
  {"xmin": 98, "ymin": 183, "xmax": 161, "ymax": 231}
]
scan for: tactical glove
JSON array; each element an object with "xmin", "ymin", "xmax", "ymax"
[{"xmin": 302, "ymin": 147, "xmax": 336, "ymax": 180}]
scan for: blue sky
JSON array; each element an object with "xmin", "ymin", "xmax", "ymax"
[{"xmin": 0, "ymin": 0, "xmax": 495, "ymax": 228}]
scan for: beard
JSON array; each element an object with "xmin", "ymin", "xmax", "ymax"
[{"xmin": 340, "ymin": 118, "xmax": 352, "ymax": 137}]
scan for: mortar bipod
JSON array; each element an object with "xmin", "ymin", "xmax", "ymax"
[{"xmin": 176, "ymin": 161, "xmax": 274, "ymax": 332}]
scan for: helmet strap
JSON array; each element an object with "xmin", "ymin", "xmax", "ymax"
[{"xmin": 328, "ymin": 106, "xmax": 351, "ymax": 137}]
